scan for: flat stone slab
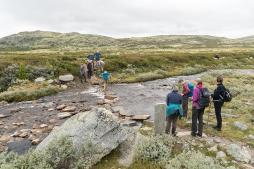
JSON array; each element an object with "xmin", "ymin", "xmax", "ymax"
[
  {"xmin": 56, "ymin": 104, "xmax": 66, "ymax": 110},
  {"xmin": 131, "ymin": 114, "xmax": 150, "ymax": 121},
  {"xmin": 61, "ymin": 106, "xmax": 76, "ymax": 112},
  {"xmin": 57, "ymin": 112, "xmax": 72, "ymax": 119}
]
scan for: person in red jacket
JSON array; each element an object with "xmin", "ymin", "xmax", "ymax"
[{"xmin": 178, "ymin": 79, "xmax": 190, "ymax": 118}]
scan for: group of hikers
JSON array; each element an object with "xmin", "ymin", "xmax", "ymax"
[
  {"xmin": 80, "ymin": 51, "xmax": 111, "ymax": 91},
  {"xmin": 166, "ymin": 76, "xmax": 231, "ymax": 137}
]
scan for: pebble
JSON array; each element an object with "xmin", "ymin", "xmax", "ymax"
[
  {"xmin": 57, "ymin": 112, "xmax": 72, "ymax": 119},
  {"xmin": 61, "ymin": 106, "xmax": 76, "ymax": 112},
  {"xmin": 56, "ymin": 104, "xmax": 66, "ymax": 110},
  {"xmin": 0, "ymin": 135, "xmax": 12, "ymax": 143},
  {"xmin": 40, "ymin": 124, "xmax": 48, "ymax": 128}
]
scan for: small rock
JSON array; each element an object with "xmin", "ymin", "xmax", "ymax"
[
  {"xmin": 131, "ymin": 115, "xmax": 150, "ymax": 121},
  {"xmin": 12, "ymin": 122, "xmax": 25, "ymax": 126},
  {"xmin": 121, "ymin": 120, "xmax": 138, "ymax": 127},
  {"xmin": 208, "ymin": 145, "xmax": 218, "ymax": 152},
  {"xmin": 216, "ymin": 151, "xmax": 226, "ymax": 159},
  {"xmin": 9, "ymin": 108, "xmax": 21, "ymax": 113},
  {"xmin": 248, "ymin": 134, "xmax": 254, "ymax": 140},
  {"xmin": 20, "ymin": 129, "xmax": 31, "ymax": 133},
  {"xmin": 0, "ymin": 114, "xmax": 11, "ymax": 118},
  {"xmin": 32, "ymin": 138, "xmax": 40, "ymax": 145},
  {"xmin": 57, "ymin": 112, "xmax": 72, "ymax": 119},
  {"xmin": 48, "ymin": 108, "xmax": 54, "ymax": 111},
  {"xmin": 28, "ymin": 135, "xmax": 36, "ymax": 141},
  {"xmin": 11, "ymin": 131, "xmax": 22, "ymax": 137},
  {"xmin": 61, "ymin": 85, "xmax": 68, "ymax": 90},
  {"xmin": 56, "ymin": 104, "xmax": 66, "ymax": 110},
  {"xmin": 59, "ymin": 74, "xmax": 74, "ymax": 82},
  {"xmin": 35, "ymin": 77, "xmax": 46, "ymax": 83},
  {"xmin": 61, "ymin": 106, "xmax": 76, "ymax": 112},
  {"xmin": 0, "ymin": 121, "xmax": 3, "ymax": 125},
  {"xmin": 7, "ymin": 140, "xmax": 32, "ymax": 154},
  {"xmin": 0, "ymin": 101, "xmax": 8, "ymax": 106},
  {"xmin": 0, "ymin": 144, "xmax": 5, "ymax": 152},
  {"xmin": 213, "ymin": 138, "xmax": 221, "ymax": 143},
  {"xmin": 40, "ymin": 124, "xmax": 48, "ymax": 128},
  {"xmin": 111, "ymin": 106, "xmax": 124, "ymax": 113},
  {"xmin": 0, "ymin": 135, "xmax": 12, "ymax": 143},
  {"xmin": 104, "ymin": 95, "xmax": 118, "ymax": 100},
  {"xmin": 32, "ymin": 124, "xmax": 39, "ymax": 129},
  {"xmin": 47, "ymin": 79, "xmax": 54, "ymax": 84},
  {"xmin": 97, "ymin": 100, "xmax": 106, "ymax": 105},
  {"xmin": 19, "ymin": 132, "xmax": 29, "ymax": 138},
  {"xmin": 234, "ymin": 121, "xmax": 248, "ymax": 131},
  {"xmin": 31, "ymin": 129, "xmax": 43, "ymax": 135},
  {"xmin": 49, "ymin": 119, "xmax": 57, "ymax": 124}
]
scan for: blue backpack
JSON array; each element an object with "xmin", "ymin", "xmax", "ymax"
[{"xmin": 187, "ymin": 83, "xmax": 194, "ymax": 97}]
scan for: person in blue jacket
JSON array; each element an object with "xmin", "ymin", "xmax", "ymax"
[
  {"xmin": 165, "ymin": 85, "xmax": 183, "ymax": 136},
  {"xmin": 94, "ymin": 51, "xmax": 102, "ymax": 61},
  {"xmin": 101, "ymin": 71, "xmax": 110, "ymax": 92}
]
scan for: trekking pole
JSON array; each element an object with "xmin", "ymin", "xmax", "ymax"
[{"xmin": 207, "ymin": 101, "xmax": 212, "ymax": 127}]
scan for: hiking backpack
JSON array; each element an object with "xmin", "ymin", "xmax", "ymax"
[
  {"xmin": 187, "ymin": 83, "xmax": 194, "ymax": 97},
  {"xmin": 220, "ymin": 88, "xmax": 232, "ymax": 102},
  {"xmin": 198, "ymin": 88, "xmax": 211, "ymax": 108}
]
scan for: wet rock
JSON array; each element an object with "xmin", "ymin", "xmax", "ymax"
[
  {"xmin": 226, "ymin": 144, "xmax": 252, "ymax": 163},
  {"xmin": 61, "ymin": 106, "xmax": 76, "ymax": 112},
  {"xmin": 56, "ymin": 104, "xmax": 66, "ymax": 110},
  {"xmin": 59, "ymin": 74, "xmax": 74, "ymax": 82},
  {"xmin": 216, "ymin": 151, "xmax": 226, "ymax": 159},
  {"xmin": 37, "ymin": 108, "xmax": 134, "ymax": 168},
  {"xmin": 35, "ymin": 77, "xmax": 45, "ymax": 83},
  {"xmin": 0, "ymin": 135, "xmax": 12, "ymax": 143},
  {"xmin": 9, "ymin": 107, "xmax": 21, "ymax": 113},
  {"xmin": 57, "ymin": 112, "xmax": 72, "ymax": 119},
  {"xmin": 7, "ymin": 140, "xmax": 32, "ymax": 154},
  {"xmin": 234, "ymin": 121, "xmax": 248, "ymax": 131}
]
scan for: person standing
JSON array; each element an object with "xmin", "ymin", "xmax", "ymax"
[
  {"xmin": 178, "ymin": 79, "xmax": 194, "ymax": 118},
  {"xmin": 87, "ymin": 60, "xmax": 93, "ymax": 79},
  {"xmin": 94, "ymin": 51, "xmax": 102, "ymax": 61},
  {"xmin": 211, "ymin": 76, "xmax": 226, "ymax": 131},
  {"xmin": 165, "ymin": 85, "xmax": 183, "ymax": 136},
  {"xmin": 191, "ymin": 78, "xmax": 209, "ymax": 137},
  {"xmin": 101, "ymin": 71, "xmax": 110, "ymax": 92}
]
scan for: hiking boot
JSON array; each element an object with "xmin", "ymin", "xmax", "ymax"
[
  {"xmin": 197, "ymin": 133, "xmax": 202, "ymax": 137},
  {"xmin": 191, "ymin": 132, "xmax": 196, "ymax": 137}
]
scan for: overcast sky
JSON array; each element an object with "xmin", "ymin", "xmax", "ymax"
[{"xmin": 0, "ymin": 0, "xmax": 253, "ymax": 38}]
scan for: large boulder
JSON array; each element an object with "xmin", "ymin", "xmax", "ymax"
[
  {"xmin": 59, "ymin": 74, "xmax": 74, "ymax": 82},
  {"xmin": 37, "ymin": 108, "xmax": 134, "ymax": 167}
]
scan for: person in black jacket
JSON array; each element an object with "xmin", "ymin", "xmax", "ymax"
[{"xmin": 211, "ymin": 76, "xmax": 226, "ymax": 131}]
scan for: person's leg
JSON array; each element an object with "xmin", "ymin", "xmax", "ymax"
[
  {"xmin": 182, "ymin": 96, "xmax": 188, "ymax": 118},
  {"xmin": 172, "ymin": 113, "xmax": 178, "ymax": 136},
  {"xmin": 214, "ymin": 102, "xmax": 222, "ymax": 129},
  {"xmin": 165, "ymin": 116, "xmax": 172, "ymax": 134},
  {"xmin": 197, "ymin": 108, "xmax": 205, "ymax": 136},
  {"xmin": 191, "ymin": 108, "xmax": 198, "ymax": 136}
]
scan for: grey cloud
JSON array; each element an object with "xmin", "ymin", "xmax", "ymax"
[{"xmin": 0, "ymin": 0, "xmax": 253, "ymax": 38}]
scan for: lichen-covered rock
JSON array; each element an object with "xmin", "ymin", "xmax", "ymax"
[
  {"xmin": 59, "ymin": 74, "xmax": 74, "ymax": 82},
  {"xmin": 226, "ymin": 144, "xmax": 252, "ymax": 163},
  {"xmin": 233, "ymin": 121, "xmax": 248, "ymax": 131},
  {"xmin": 37, "ymin": 108, "xmax": 134, "ymax": 168}
]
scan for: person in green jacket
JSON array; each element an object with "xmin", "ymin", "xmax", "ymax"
[{"xmin": 165, "ymin": 85, "xmax": 183, "ymax": 136}]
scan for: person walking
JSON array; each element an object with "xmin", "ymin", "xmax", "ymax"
[
  {"xmin": 101, "ymin": 71, "xmax": 110, "ymax": 92},
  {"xmin": 178, "ymin": 79, "xmax": 194, "ymax": 118},
  {"xmin": 79, "ymin": 63, "xmax": 88, "ymax": 83},
  {"xmin": 87, "ymin": 60, "xmax": 93, "ymax": 79},
  {"xmin": 211, "ymin": 76, "xmax": 226, "ymax": 131},
  {"xmin": 191, "ymin": 78, "xmax": 210, "ymax": 137},
  {"xmin": 165, "ymin": 85, "xmax": 183, "ymax": 136}
]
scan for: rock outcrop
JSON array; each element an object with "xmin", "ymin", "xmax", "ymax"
[{"xmin": 37, "ymin": 107, "xmax": 134, "ymax": 167}]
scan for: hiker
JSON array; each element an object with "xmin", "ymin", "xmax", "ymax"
[
  {"xmin": 101, "ymin": 71, "xmax": 110, "ymax": 92},
  {"xmin": 87, "ymin": 54, "xmax": 94, "ymax": 61},
  {"xmin": 87, "ymin": 60, "xmax": 94, "ymax": 79},
  {"xmin": 95, "ymin": 60, "xmax": 105, "ymax": 73},
  {"xmin": 178, "ymin": 79, "xmax": 194, "ymax": 118},
  {"xmin": 211, "ymin": 76, "xmax": 228, "ymax": 131},
  {"xmin": 79, "ymin": 63, "xmax": 88, "ymax": 83},
  {"xmin": 165, "ymin": 85, "xmax": 183, "ymax": 136},
  {"xmin": 94, "ymin": 51, "xmax": 102, "ymax": 61},
  {"xmin": 191, "ymin": 78, "xmax": 210, "ymax": 137}
]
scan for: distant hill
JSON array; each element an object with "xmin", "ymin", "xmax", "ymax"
[{"xmin": 0, "ymin": 31, "xmax": 253, "ymax": 50}]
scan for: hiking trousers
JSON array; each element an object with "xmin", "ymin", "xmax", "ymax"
[
  {"xmin": 214, "ymin": 101, "xmax": 224, "ymax": 129},
  {"xmin": 165, "ymin": 113, "xmax": 179, "ymax": 135},
  {"xmin": 182, "ymin": 95, "xmax": 189, "ymax": 117},
  {"xmin": 191, "ymin": 107, "xmax": 205, "ymax": 136}
]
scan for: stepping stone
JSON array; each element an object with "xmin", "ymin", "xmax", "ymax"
[
  {"xmin": 56, "ymin": 104, "xmax": 66, "ymax": 110},
  {"xmin": 61, "ymin": 106, "xmax": 76, "ymax": 112},
  {"xmin": 131, "ymin": 114, "xmax": 150, "ymax": 120},
  {"xmin": 57, "ymin": 112, "xmax": 72, "ymax": 119}
]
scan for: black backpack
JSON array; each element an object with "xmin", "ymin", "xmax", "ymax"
[
  {"xmin": 198, "ymin": 88, "xmax": 211, "ymax": 108},
  {"xmin": 220, "ymin": 88, "xmax": 232, "ymax": 102}
]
